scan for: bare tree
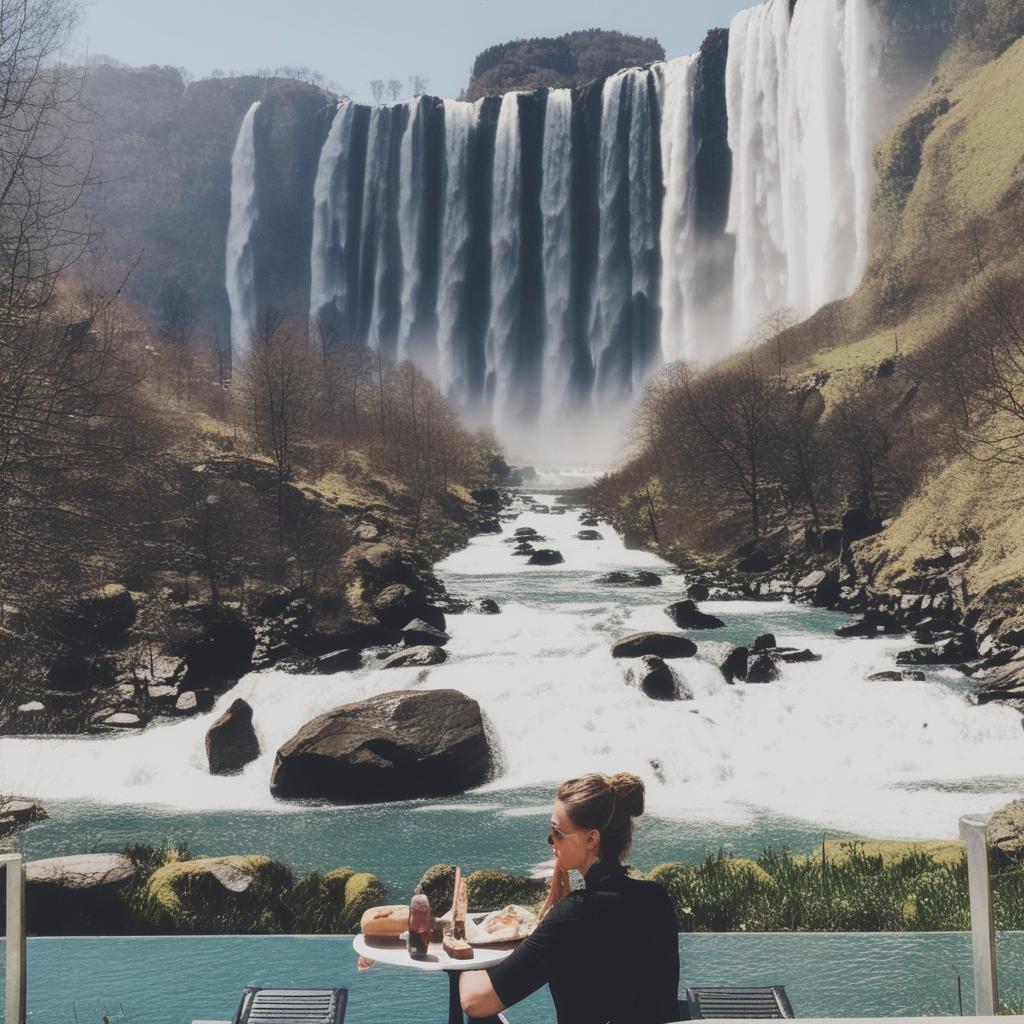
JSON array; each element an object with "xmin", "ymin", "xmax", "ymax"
[
  {"xmin": 369, "ymin": 79, "xmax": 385, "ymax": 103},
  {"xmin": 408, "ymin": 75, "xmax": 428, "ymax": 97},
  {"xmin": 238, "ymin": 310, "xmax": 315, "ymax": 555},
  {"xmin": 386, "ymin": 79, "xmax": 403, "ymax": 101},
  {"xmin": 928, "ymin": 266, "xmax": 1024, "ymax": 467}
]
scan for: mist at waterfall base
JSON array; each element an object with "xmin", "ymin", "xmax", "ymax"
[
  {"xmin": 225, "ymin": 0, "xmax": 895, "ymax": 461},
  {"xmin": 9, "ymin": 493, "xmax": 1024, "ymax": 895}
]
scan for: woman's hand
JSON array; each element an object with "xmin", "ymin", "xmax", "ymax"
[{"xmin": 540, "ymin": 859, "xmax": 569, "ymax": 918}]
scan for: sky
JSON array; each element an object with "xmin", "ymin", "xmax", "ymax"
[{"xmin": 74, "ymin": 0, "xmax": 756, "ymax": 102}]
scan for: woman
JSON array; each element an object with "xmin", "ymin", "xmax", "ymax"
[{"xmin": 460, "ymin": 772, "xmax": 680, "ymax": 1023}]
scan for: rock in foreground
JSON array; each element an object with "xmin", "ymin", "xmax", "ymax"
[{"xmin": 271, "ymin": 689, "xmax": 490, "ymax": 802}]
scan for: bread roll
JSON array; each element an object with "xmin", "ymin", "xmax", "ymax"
[{"xmin": 359, "ymin": 904, "xmax": 409, "ymax": 937}]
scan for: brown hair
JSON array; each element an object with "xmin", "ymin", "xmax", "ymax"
[{"xmin": 556, "ymin": 772, "xmax": 645, "ymax": 862}]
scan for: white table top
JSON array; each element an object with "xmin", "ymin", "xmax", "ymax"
[{"xmin": 353, "ymin": 933, "xmax": 515, "ymax": 973}]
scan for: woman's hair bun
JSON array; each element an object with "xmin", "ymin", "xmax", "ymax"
[{"xmin": 608, "ymin": 772, "xmax": 645, "ymax": 818}]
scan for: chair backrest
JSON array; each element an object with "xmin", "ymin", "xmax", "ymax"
[
  {"xmin": 684, "ymin": 985, "xmax": 795, "ymax": 1019},
  {"xmin": 232, "ymin": 987, "xmax": 348, "ymax": 1024}
]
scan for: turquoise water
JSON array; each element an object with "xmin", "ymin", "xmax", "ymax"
[
  {"xmin": 16, "ymin": 793, "xmax": 850, "ymax": 898},
  {"xmin": 3, "ymin": 932, "xmax": 1024, "ymax": 1022}
]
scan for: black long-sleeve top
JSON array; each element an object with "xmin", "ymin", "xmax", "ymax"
[{"xmin": 485, "ymin": 859, "xmax": 680, "ymax": 1024}]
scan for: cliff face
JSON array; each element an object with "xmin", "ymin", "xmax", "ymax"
[{"xmin": 78, "ymin": 68, "xmax": 333, "ymax": 343}]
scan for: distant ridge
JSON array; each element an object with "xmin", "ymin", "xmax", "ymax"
[{"xmin": 465, "ymin": 29, "xmax": 665, "ymax": 100}]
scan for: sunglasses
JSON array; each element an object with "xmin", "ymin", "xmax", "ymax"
[{"xmin": 548, "ymin": 825, "xmax": 574, "ymax": 845}]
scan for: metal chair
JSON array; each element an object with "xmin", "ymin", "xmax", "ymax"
[
  {"xmin": 681, "ymin": 985, "xmax": 795, "ymax": 1019},
  {"xmin": 232, "ymin": 987, "xmax": 348, "ymax": 1024}
]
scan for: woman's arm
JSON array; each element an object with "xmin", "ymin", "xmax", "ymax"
[{"xmin": 460, "ymin": 969, "xmax": 506, "ymax": 1017}]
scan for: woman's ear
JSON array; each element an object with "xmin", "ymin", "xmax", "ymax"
[{"xmin": 588, "ymin": 829, "xmax": 601, "ymax": 853}]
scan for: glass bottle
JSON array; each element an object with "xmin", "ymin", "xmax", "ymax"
[{"xmin": 407, "ymin": 893, "xmax": 432, "ymax": 960}]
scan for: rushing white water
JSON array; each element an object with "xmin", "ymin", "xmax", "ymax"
[
  {"xmin": 225, "ymin": 101, "xmax": 260, "ymax": 360},
  {"xmin": 656, "ymin": 56, "xmax": 700, "ymax": 364},
  {"xmin": 397, "ymin": 98, "xmax": 426, "ymax": 365},
  {"xmin": 5, "ymin": 495, "xmax": 1022, "ymax": 841},
  {"xmin": 437, "ymin": 99, "xmax": 477, "ymax": 405},
  {"xmin": 539, "ymin": 89, "xmax": 574, "ymax": 425},
  {"xmin": 726, "ymin": 0, "xmax": 883, "ymax": 342},
  {"xmin": 309, "ymin": 101, "xmax": 359, "ymax": 334},
  {"xmin": 485, "ymin": 92, "xmax": 523, "ymax": 431}
]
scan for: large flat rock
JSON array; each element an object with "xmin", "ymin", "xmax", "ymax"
[{"xmin": 271, "ymin": 689, "xmax": 490, "ymax": 803}]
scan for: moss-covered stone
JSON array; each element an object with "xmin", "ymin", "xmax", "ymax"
[
  {"xmin": 416, "ymin": 863, "xmax": 456, "ymax": 912},
  {"xmin": 342, "ymin": 871, "xmax": 387, "ymax": 932},
  {"xmin": 142, "ymin": 855, "xmax": 293, "ymax": 933},
  {"xmin": 465, "ymin": 869, "xmax": 547, "ymax": 911}
]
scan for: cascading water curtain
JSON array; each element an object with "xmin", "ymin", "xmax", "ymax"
[
  {"xmin": 725, "ymin": 0, "xmax": 883, "ymax": 343},
  {"xmin": 225, "ymin": 101, "xmax": 260, "ymax": 361}
]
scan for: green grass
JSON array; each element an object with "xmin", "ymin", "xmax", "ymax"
[{"xmin": 649, "ymin": 844, "xmax": 1024, "ymax": 932}]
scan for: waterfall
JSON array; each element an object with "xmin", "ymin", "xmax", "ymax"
[
  {"xmin": 437, "ymin": 99, "xmax": 478, "ymax": 404},
  {"xmin": 726, "ymin": 0, "xmax": 882, "ymax": 342},
  {"xmin": 485, "ymin": 92, "xmax": 523, "ymax": 430},
  {"xmin": 225, "ymin": 101, "xmax": 260, "ymax": 361},
  {"xmin": 290, "ymin": 0, "xmax": 892, "ymax": 448},
  {"xmin": 590, "ymin": 72, "xmax": 633, "ymax": 395},
  {"xmin": 309, "ymin": 101, "xmax": 359, "ymax": 336},
  {"xmin": 397, "ymin": 97, "xmax": 426, "ymax": 364},
  {"xmin": 539, "ymin": 89, "xmax": 574, "ymax": 423},
  {"xmin": 657, "ymin": 56, "xmax": 700, "ymax": 364},
  {"xmin": 588, "ymin": 68, "xmax": 663, "ymax": 397}
]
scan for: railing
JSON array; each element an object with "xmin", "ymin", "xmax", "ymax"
[
  {"xmin": 2, "ymin": 851, "xmax": 26, "ymax": 1024},
  {"xmin": 960, "ymin": 813, "xmax": 998, "ymax": 1015}
]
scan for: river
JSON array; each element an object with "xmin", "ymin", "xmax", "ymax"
[{"xmin": 5, "ymin": 486, "xmax": 1024, "ymax": 898}]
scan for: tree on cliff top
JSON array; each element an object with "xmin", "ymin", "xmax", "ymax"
[{"xmin": 465, "ymin": 29, "xmax": 665, "ymax": 101}]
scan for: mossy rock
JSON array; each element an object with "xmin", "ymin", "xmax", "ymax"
[
  {"xmin": 143, "ymin": 855, "xmax": 293, "ymax": 933},
  {"xmin": 724, "ymin": 858, "xmax": 774, "ymax": 885},
  {"xmin": 416, "ymin": 863, "xmax": 456, "ymax": 912},
  {"xmin": 465, "ymin": 869, "xmax": 546, "ymax": 911},
  {"xmin": 342, "ymin": 871, "xmax": 387, "ymax": 932}
]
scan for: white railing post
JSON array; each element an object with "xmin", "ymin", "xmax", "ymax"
[
  {"xmin": 960, "ymin": 813, "xmax": 998, "ymax": 1015},
  {"xmin": 2, "ymin": 852, "xmax": 26, "ymax": 1024}
]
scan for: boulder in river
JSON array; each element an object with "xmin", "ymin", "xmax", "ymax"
[
  {"xmin": 579, "ymin": 515, "xmax": 599, "ymax": 527},
  {"xmin": 665, "ymin": 600, "xmax": 725, "ymax": 630},
  {"xmin": 206, "ymin": 698, "xmax": 261, "ymax": 775},
  {"xmin": 576, "ymin": 529, "xmax": 604, "ymax": 541},
  {"xmin": 0, "ymin": 798, "xmax": 47, "ymax": 839},
  {"xmin": 514, "ymin": 527, "xmax": 541, "ymax": 539},
  {"xmin": 596, "ymin": 570, "xmax": 662, "ymax": 587},
  {"xmin": 867, "ymin": 670, "xmax": 926, "ymax": 682},
  {"xmin": 512, "ymin": 541, "xmax": 535, "ymax": 556},
  {"xmin": 776, "ymin": 649, "xmax": 822, "ymax": 664},
  {"xmin": 611, "ymin": 632, "xmax": 697, "ymax": 659},
  {"xmin": 402, "ymin": 618, "xmax": 450, "ymax": 648},
  {"xmin": 628, "ymin": 655, "xmax": 691, "ymax": 701},
  {"xmin": 528, "ymin": 549, "xmax": 564, "ymax": 566},
  {"xmin": 271, "ymin": 689, "xmax": 490, "ymax": 802},
  {"xmin": 470, "ymin": 598, "xmax": 501, "ymax": 614},
  {"xmin": 381, "ymin": 645, "xmax": 447, "ymax": 669},
  {"xmin": 720, "ymin": 646, "xmax": 748, "ymax": 683},
  {"xmin": 686, "ymin": 583, "xmax": 711, "ymax": 602},
  {"xmin": 751, "ymin": 633, "xmax": 777, "ymax": 652},
  {"xmin": 315, "ymin": 648, "xmax": 362, "ymax": 674},
  {"xmin": 746, "ymin": 652, "xmax": 780, "ymax": 684}
]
